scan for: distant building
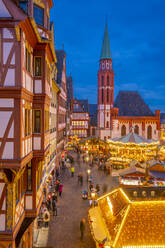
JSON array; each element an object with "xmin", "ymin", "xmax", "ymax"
[
  {"xmin": 89, "ymin": 104, "xmax": 97, "ymax": 136},
  {"xmin": 160, "ymin": 113, "xmax": 165, "ymax": 142},
  {"xmin": 70, "ymin": 99, "xmax": 89, "ymax": 138},
  {"xmin": 97, "ymin": 23, "xmax": 160, "ymax": 141},
  {"xmin": 56, "ymin": 50, "xmax": 67, "ymax": 165},
  {"xmin": 66, "ymin": 76, "xmax": 73, "ymax": 137}
]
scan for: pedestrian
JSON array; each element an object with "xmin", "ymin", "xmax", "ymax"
[
  {"xmin": 46, "ymin": 197, "xmax": 51, "ymax": 211},
  {"xmin": 89, "ymin": 183, "xmax": 93, "ymax": 192},
  {"xmin": 80, "ymin": 218, "xmax": 86, "ymax": 240},
  {"xmin": 78, "ymin": 173, "xmax": 81, "ymax": 184},
  {"xmin": 96, "ymin": 184, "xmax": 100, "ymax": 193},
  {"xmin": 59, "ymin": 183, "xmax": 63, "ymax": 197},
  {"xmin": 43, "ymin": 208, "xmax": 50, "ymax": 228},
  {"xmin": 80, "ymin": 174, "xmax": 83, "ymax": 186},
  {"xmin": 55, "ymin": 179, "xmax": 60, "ymax": 193},
  {"xmin": 56, "ymin": 169, "xmax": 59, "ymax": 179},
  {"xmin": 52, "ymin": 192, "xmax": 58, "ymax": 202},
  {"xmin": 71, "ymin": 166, "xmax": 75, "ymax": 177},
  {"xmin": 52, "ymin": 199, "xmax": 57, "ymax": 216}
]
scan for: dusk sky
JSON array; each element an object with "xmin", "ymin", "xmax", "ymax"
[{"xmin": 50, "ymin": 0, "xmax": 165, "ymax": 113}]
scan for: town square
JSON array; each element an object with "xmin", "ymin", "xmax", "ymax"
[{"xmin": 0, "ymin": 0, "xmax": 165, "ymax": 248}]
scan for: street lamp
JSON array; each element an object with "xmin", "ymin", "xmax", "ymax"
[
  {"xmin": 91, "ymin": 192, "xmax": 96, "ymax": 207},
  {"xmin": 87, "ymin": 169, "xmax": 91, "ymax": 193}
]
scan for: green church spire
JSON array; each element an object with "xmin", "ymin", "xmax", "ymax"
[{"xmin": 100, "ymin": 22, "xmax": 112, "ymax": 60}]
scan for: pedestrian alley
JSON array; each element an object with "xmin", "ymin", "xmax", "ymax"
[{"xmin": 36, "ymin": 151, "xmax": 119, "ymax": 248}]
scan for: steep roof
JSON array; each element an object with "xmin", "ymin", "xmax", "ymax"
[
  {"xmin": 56, "ymin": 50, "xmax": 66, "ymax": 85},
  {"xmin": 114, "ymin": 91, "xmax": 154, "ymax": 117},
  {"xmin": 1, "ymin": 0, "xmax": 27, "ymax": 20},
  {"xmin": 100, "ymin": 22, "xmax": 112, "ymax": 60},
  {"xmin": 160, "ymin": 113, "xmax": 165, "ymax": 124},
  {"xmin": 89, "ymin": 104, "xmax": 97, "ymax": 126},
  {"xmin": 89, "ymin": 188, "xmax": 165, "ymax": 247},
  {"xmin": 79, "ymin": 99, "xmax": 89, "ymax": 112}
]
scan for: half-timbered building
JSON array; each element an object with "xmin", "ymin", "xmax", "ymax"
[
  {"xmin": 56, "ymin": 50, "xmax": 67, "ymax": 166},
  {"xmin": 0, "ymin": 0, "xmax": 58, "ymax": 247},
  {"xmin": 70, "ymin": 99, "xmax": 89, "ymax": 139}
]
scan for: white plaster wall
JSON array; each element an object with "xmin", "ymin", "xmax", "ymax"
[
  {"xmin": 3, "ymin": 42, "xmax": 13, "ymax": 64},
  {"xmin": 25, "ymin": 139, "xmax": 27, "ymax": 155},
  {"xmin": 10, "ymin": 53, "xmax": 15, "ymax": 65},
  {"xmin": 62, "ymin": 70, "xmax": 66, "ymax": 84},
  {"xmin": 26, "ymin": 195, "xmax": 32, "ymax": 209},
  {"xmin": 22, "ymin": 141, "xmax": 24, "ymax": 158},
  {"xmin": 3, "ymin": 28, "xmax": 13, "ymax": 39},
  {"xmin": 100, "ymin": 112, "xmax": 104, "ymax": 128},
  {"xmin": 0, "ymin": 2, "xmax": 11, "ymax": 17},
  {"xmin": 26, "ymin": 74, "xmax": 31, "ymax": 92},
  {"xmin": 0, "ymin": 183, "xmax": 5, "ymax": 197},
  {"xmin": 0, "ymin": 99, "xmax": 14, "ymax": 107},
  {"xmin": 8, "ymin": 122, "xmax": 14, "ymax": 138},
  {"xmin": 4, "ymin": 69, "xmax": 15, "ymax": 86},
  {"xmin": 0, "ymin": 111, "xmax": 12, "ymax": 137},
  {"xmin": 33, "ymin": 137, "xmax": 41, "ymax": 150},
  {"xmin": 2, "ymin": 142, "xmax": 13, "ymax": 159},
  {"xmin": 2, "ymin": 197, "xmax": 6, "ymax": 210},
  {"xmin": 100, "ymin": 130, "xmax": 111, "ymax": 140},
  {"xmin": 34, "ymin": 80, "xmax": 42, "ymax": 93},
  {"xmin": 0, "ymin": 215, "xmax": 5, "ymax": 231}
]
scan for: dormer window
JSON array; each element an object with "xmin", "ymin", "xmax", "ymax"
[{"xmin": 34, "ymin": 4, "xmax": 44, "ymax": 27}]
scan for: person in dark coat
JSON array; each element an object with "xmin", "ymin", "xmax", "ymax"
[
  {"xmin": 80, "ymin": 218, "xmax": 86, "ymax": 240},
  {"xmin": 52, "ymin": 199, "xmax": 57, "ymax": 216},
  {"xmin": 59, "ymin": 184, "xmax": 63, "ymax": 197}
]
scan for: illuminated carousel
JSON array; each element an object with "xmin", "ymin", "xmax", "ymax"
[{"xmin": 107, "ymin": 132, "xmax": 159, "ymax": 169}]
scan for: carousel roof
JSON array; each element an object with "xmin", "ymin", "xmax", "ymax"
[
  {"xmin": 89, "ymin": 188, "xmax": 165, "ymax": 247},
  {"xmin": 111, "ymin": 132, "xmax": 156, "ymax": 144}
]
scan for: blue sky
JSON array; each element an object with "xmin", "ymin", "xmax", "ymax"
[{"xmin": 50, "ymin": 0, "xmax": 165, "ymax": 113}]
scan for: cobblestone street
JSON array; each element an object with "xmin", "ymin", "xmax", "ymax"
[{"xmin": 45, "ymin": 152, "xmax": 119, "ymax": 248}]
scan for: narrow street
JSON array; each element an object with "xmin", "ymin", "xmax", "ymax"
[{"xmin": 45, "ymin": 151, "xmax": 119, "ymax": 248}]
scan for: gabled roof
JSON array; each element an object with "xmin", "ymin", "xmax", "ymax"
[
  {"xmin": 119, "ymin": 165, "xmax": 145, "ymax": 177},
  {"xmin": 89, "ymin": 188, "xmax": 165, "ymax": 247},
  {"xmin": 114, "ymin": 91, "xmax": 154, "ymax": 117},
  {"xmin": 100, "ymin": 22, "xmax": 112, "ymax": 60},
  {"xmin": 79, "ymin": 99, "xmax": 89, "ymax": 112},
  {"xmin": 56, "ymin": 50, "xmax": 66, "ymax": 85},
  {"xmin": 160, "ymin": 113, "xmax": 165, "ymax": 124},
  {"xmin": 1, "ymin": 0, "xmax": 27, "ymax": 20}
]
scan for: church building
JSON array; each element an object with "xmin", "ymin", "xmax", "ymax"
[{"xmin": 97, "ymin": 23, "xmax": 160, "ymax": 141}]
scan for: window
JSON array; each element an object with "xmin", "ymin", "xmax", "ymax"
[
  {"xmin": 34, "ymin": 4, "xmax": 44, "ymax": 26},
  {"xmin": 101, "ymin": 89, "xmax": 104, "ymax": 104},
  {"xmin": 25, "ymin": 109, "xmax": 28, "ymax": 136},
  {"xmin": 134, "ymin": 125, "xmax": 139, "ymax": 135},
  {"xmin": 147, "ymin": 125, "xmax": 152, "ymax": 139},
  {"xmin": 121, "ymin": 125, "xmax": 126, "ymax": 136},
  {"xmin": 106, "ymin": 121, "xmax": 109, "ymax": 128},
  {"xmin": 25, "ymin": 108, "xmax": 31, "ymax": 136},
  {"xmin": 45, "ymin": 110, "xmax": 49, "ymax": 132},
  {"xmin": 107, "ymin": 90, "xmax": 109, "ymax": 103},
  {"xmin": 133, "ymin": 191, "xmax": 137, "ymax": 197},
  {"xmin": 27, "ymin": 162, "xmax": 32, "ymax": 191},
  {"xmin": 142, "ymin": 191, "xmax": 147, "ymax": 197},
  {"xmin": 34, "ymin": 110, "xmax": 41, "ymax": 133},
  {"xmin": 26, "ymin": 48, "xmax": 31, "ymax": 73},
  {"xmin": 101, "ymin": 75, "xmax": 104, "ymax": 86},
  {"xmin": 19, "ymin": 0, "xmax": 28, "ymax": 13},
  {"xmin": 34, "ymin": 57, "xmax": 42, "ymax": 76},
  {"xmin": 151, "ymin": 191, "xmax": 155, "ymax": 197},
  {"xmin": 107, "ymin": 75, "xmax": 109, "ymax": 86}
]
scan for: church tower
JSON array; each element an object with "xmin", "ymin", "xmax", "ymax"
[{"xmin": 97, "ymin": 23, "xmax": 114, "ymax": 140}]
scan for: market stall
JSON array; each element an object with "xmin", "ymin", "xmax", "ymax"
[{"xmin": 107, "ymin": 132, "xmax": 159, "ymax": 169}]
